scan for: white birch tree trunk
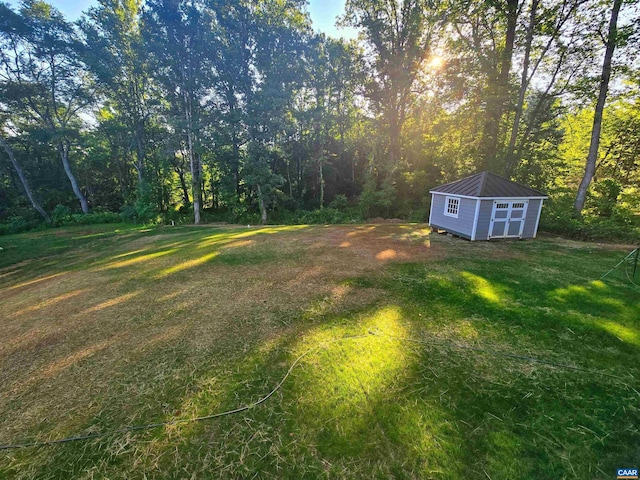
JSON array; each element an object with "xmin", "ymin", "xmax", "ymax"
[
  {"xmin": 58, "ymin": 139, "xmax": 90, "ymax": 214},
  {"xmin": 0, "ymin": 134, "xmax": 51, "ymax": 223}
]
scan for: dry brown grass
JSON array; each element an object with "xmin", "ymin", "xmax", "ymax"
[{"xmin": 0, "ymin": 224, "xmax": 437, "ymax": 450}]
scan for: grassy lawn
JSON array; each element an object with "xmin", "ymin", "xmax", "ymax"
[{"xmin": 0, "ymin": 224, "xmax": 638, "ymax": 479}]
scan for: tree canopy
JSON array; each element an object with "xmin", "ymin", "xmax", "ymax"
[{"xmin": 0, "ymin": 0, "xmax": 638, "ymax": 238}]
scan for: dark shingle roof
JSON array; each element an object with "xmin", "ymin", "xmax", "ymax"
[{"xmin": 430, "ymin": 171, "xmax": 547, "ymax": 198}]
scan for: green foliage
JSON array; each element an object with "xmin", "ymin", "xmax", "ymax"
[
  {"xmin": 0, "ymin": 215, "xmax": 41, "ymax": 235},
  {"xmin": 120, "ymin": 202, "xmax": 157, "ymax": 224},
  {"xmin": 359, "ymin": 173, "xmax": 397, "ymax": 218},
  {"xmin": 120, "ymin": 183, "xmax": 158, "ymax": 224},
  {"xmin": 64, "ymin": 212, "xmax": 122, "ymax": 226},
  {"xmin": 1, "ymin": 0, "xmax": 639, "ymax": 242},
  {"xmin": 163, "ymin": 207, "xmax": 364, "ymax": 226},
  {"xmin": 289, "ymin": 208, "xmax": 359, "ymax": 225},
  {"xmin": 540, "ymin": 192, "xmax": 639, "ymax": 242},
  {"xmin": 407, "ymin": 207, "xmax": 429, "ymax": 222},
  {"xmin": 328, "ymin": 194, "xmax": 348, "ymax": 211},
  {"xmin": 590, "ymin": 178, "xmax": 622, "ymax": 218},
  {"xmin": 51, "ymin": 204, "xmax": 73, "ymax": 226}
]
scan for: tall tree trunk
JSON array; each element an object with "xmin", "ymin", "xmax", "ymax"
[
  {"xmin": 175, "ymin": 165, "xmax": 190, "ymax": 208},
  {"xmin": 210, "ymin": 171, "xmax": 218, "ymax": 210},
  {"xmin": 388, "ymin": 103, "xmax": 401, "ymax": 169},
  {"xmin": 58, "ymin": 139, "xmax": 89, "ymax": 214},
  {"xmin": 200, "ymin": 164, "xmax": 206, "ymax": 208},
  {"xmin": 574, "ymin": 0, "xmax": 622, "ymax": 215},
  {"xmin": 318, "ymin": 155, "xmax": 325, "ymax": 208},
  {"xmin": 0, "ymin": 135, "xmax": 51, "ymax": 223},
  {"xmin": 257, "ymin": 184, "xmax": 267, "ymax": 224},
  {"xmin": 134, "ymin": 128, "xmax": 145, "ymax": 188},
  {"xmin": 505, "ymin": 0, "xmax": 539, "ymax": 175},
  {"xmin": 481, "ymin": 0, "xmax": 518, "ymax": 171},
  {"xmin": 287, "ymin": 159, "xmax": 293, "ymax": 197},
  {"xmin": 185, "ymin": 98, "xmax": 201, "ymax": 224},
  {"xmin": 229, "ymin": 89, "xmax": 241, "ymax": 203},
  {"xmin": 232, "ymin": 131, "xmax": 241, "ymax": 202},
  {"xmin": 297, "ymin": 155, "xmax": 303, "ymax": 201}
]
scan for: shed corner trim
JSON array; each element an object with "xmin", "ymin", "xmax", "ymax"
[
  {"xmin": 470, "ymin": 198, "xmax": 481, "ymax": 241},
  {"xmin": 533, "ymin": 199, "xmax": 545, "ymax": 238}
]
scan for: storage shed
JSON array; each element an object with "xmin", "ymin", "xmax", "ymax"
[{"xmin": 429, "ymin": 171, "xmax": 548, "ymax": 241}]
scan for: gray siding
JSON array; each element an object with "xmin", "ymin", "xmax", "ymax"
[
  {"xmin": 474, "ymin": 200, "xmax": 494, "ymax": 240},
  {"xmin": 522, "ymin": 199, "xmax": 542, "ymax": 238},
  {"xmin": 430, "ymin": 195, "xmax": 544, "ymax": 241},
  {"xmin": 429, "ymin": 194, "xmax": 477, "ymax": 238}
]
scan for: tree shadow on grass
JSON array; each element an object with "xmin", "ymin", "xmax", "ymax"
[{"xmin": 383, "ymin": 260, "xmax": 640, "ymax": 363}]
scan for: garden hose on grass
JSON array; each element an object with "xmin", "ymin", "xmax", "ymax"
[
  {"xmin": 0, "ymin": 331, "xmax": 634, "ymax": 451},
  {"xmin": 601, "ymin": 247, "xmax": 640, "ymax": 287}
]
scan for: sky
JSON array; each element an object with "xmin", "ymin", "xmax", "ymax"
[{"xmin": 7, "ymin": 0, "xmax": 359, "ymax": 40}]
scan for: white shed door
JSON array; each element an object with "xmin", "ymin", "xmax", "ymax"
[{"xmin": 489, "ymin": 200, "xmax": 528, "ymax": 239}]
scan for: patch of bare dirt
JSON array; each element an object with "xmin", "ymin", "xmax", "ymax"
[
  {"xmin": 295, "ymin": 224, "xmax": 445, "ymax": 267},
  {"xmin": 369, "ymin": 217, "xmax": 404, "ymax": 224}
]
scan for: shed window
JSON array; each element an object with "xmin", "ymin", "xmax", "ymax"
[
  {"xmin": 512, "ymin": 202, "xmax": 525, "ymax": 209},
  {"xmin": 444, "ymin": 196, "xmax": 459, "ymax": 218}
]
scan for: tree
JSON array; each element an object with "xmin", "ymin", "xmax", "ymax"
[
  {"xmin": 290, "ymin": 34, "xmax": 363, "ymax": 208},
  {"xmin": 574, "ymin": 0, "xmax": 623, "ymax": 215},
  {"xmin": 504, "ymin": 0, "xmax": 604, "ymax": 176},
  {"xmin": 243, "ymin": 0, "xmax": 309, "ymax": 223},
  {"xmin": 479, "ymin": 0, "xmax": 519, "ymax": 170},
  {"xmin": 143, "ymin": 0, "xmax": 213, "ymax": 224},
  {"xmin": 0, "ymin": 130, "xmax": 51, "ymax": 222},
  {"xmin": 206, "ymin": 0, "xmax": 253, "ymax": 205},
  {"xmin": 343, "ymin": 0, "xmax": 439, "ymax": 173},
  {"xmin": 0, "ymin": 1, "xmax": 92, "ymax": 213},
  {"xmin": 444, "ymin": 0, "xmax": 520, "ymax": 172},
  {"xmin": 81, "ymin": 0, "xmax": 156, "ymax": 194}
]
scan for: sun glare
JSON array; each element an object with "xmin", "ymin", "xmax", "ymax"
[{"xmin": 428, "ymin": 55, "xmax": 444, "ymax": 70}]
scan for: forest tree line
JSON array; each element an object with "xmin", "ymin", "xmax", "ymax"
[{"xmin": 0, "ymin": 0, "xmax": 639, "ymax": 238}]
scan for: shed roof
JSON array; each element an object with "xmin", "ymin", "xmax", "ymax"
[{"xmin": 430, "ymin": 171, "xmax": 547, "ymax": 198}]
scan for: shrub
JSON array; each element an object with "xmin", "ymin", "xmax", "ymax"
[
  {"xmin": 328, "ymin": 194, "xmax": 348, "ymax": 211},
  {"xmin": 590, "ymin": 179, "xmax": 622, "ymax": 218},
  {"xmin": 120, "ymin": 201, "xmax": 157, "ymax": 224},
  {"xmin": 67, "ymin": 212, "xmax": 122, "ymax": 226},
  {"xmin": 270, "ymin": 207, "xmax": 362, "ymax": 225},
  {"xmin": 53, "ymin": 204, "xmax": 124, "ymax": 227},
  {"xmin": 540, "ymin": 193, "xmax": 640, "ymax": 242},
  {"xmin": 0, "ymin": 215, "xmax": 41, "ymax": 235},
  {"xmin": 407, "ymin": 208, "xmax": 429, "ymax": 223},
  {"xmin": 51, "ymin": 204, "xmax": 72, "ymax": 226}
]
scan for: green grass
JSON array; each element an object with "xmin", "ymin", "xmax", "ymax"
[{"xmin": 0, "ymin": 224, "xmax": 638, "ymax": 479}]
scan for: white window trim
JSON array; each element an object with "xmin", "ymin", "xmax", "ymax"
[{"xmin": 444, "ymin": 196, "xmax": 460, "ymax": 218}]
